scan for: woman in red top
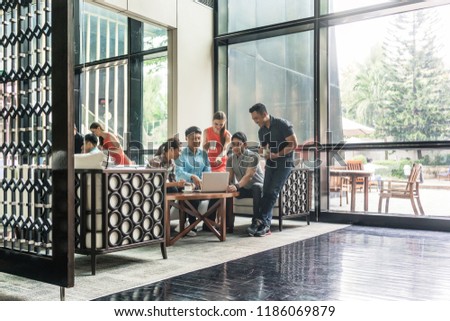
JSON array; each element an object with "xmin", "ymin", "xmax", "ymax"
[
  {"xmin": 89, "ymin": 122, "xmax": 132, "ymax": 166},
  {"xmin": 202, "ymin": 111, "xmax": 231, "ymax": 172}
]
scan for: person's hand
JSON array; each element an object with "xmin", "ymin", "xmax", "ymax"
[
  {"xmin": 177, "ymin": 179, "xmax": 186, "ymax": 188},
  {"xmin": 215, "ymin": 157, "xmax": 222, "ymax": 165},
  {"xmin": 269, "ymin": 152, "xmax": 279, "ymax": 160},
  {"xmin": 227, "ymin": 184, "xmax": 237, "ymax": 193},
  {"xmin": 191, "ymin": 175, "xmax": 202, "ymax": 188}
]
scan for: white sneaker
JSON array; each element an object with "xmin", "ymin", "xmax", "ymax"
[
  {"xmin": 186, "ymin": 229, "xmax": 197, "ymax": 237},
  {"xmin": 174, "ymin": 222, "xmax": 197, "ymax": 237}
]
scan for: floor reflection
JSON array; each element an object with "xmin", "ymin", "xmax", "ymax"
[{"xmin": 95, "ymin": 226, "xmax": 450, "ymax": 301}]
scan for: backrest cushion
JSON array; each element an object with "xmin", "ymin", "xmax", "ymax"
[{"xmin": 74, "ymin": 152, "xmax": 105, "ymax": 169}]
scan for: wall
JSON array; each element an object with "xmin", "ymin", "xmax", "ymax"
[{"xmin": 92, "ymin": 0, "xmax": 214, "ymax": 139}]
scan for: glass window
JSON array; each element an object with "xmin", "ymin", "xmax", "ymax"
[
  {"xmin": 320, "ymin": 0, "xmax": 398, "ymax": 15},
  {"xmin": 143, "ymin": 23, "xmax": 168, "ymax": 51},
  {"xmin": 77, "ymin": 1, "xmax": 128, "ymax": 64},
  {"xmin": 80, "ymin": 61, "xmax": 128, "ymax": 142},
  {"xmin": 223, "ymin": 31, "xmax": 314, "ymax": 144},
  {"xmin": 217, "ymin": 0, "xmax": 314, "ymax": 35},
  {"xmin": 142, "ymin": 54, "xmax": 168, "ymax": 148},
  {"xmin": 328, "ymin": 5, "xmax": 450, "ymax": 144}
]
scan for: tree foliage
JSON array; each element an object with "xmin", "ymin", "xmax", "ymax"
[
  {"xmin": 379, "ymin": 9, "xmax": 450, "ymax": 141},
  {"xmin": 342, "ymin": 9, "xmax": 450, "ymax": 142}
]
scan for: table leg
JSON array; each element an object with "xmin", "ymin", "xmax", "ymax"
[
  {"xmin": 364, "ymin": 177, "xmax": 369, "ymax": 212},
  {"xmin": 351, "ymin": 178, "xmax": 356, "ymax": 211},
  {"xmin": 219, "ymin": 198, "xmax": 226, "ymax": 241},
  {"xmin": 164, "ymin": 198, "xmax": 171, "ymax": 247},
  {"xmin": 226, "ymin": 197, "xmax": 234, "ymax": 233}
]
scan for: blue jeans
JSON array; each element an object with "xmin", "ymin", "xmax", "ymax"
[{"xmin": 260, "ymin": 163, "xmax": 293, "ymax": 227}]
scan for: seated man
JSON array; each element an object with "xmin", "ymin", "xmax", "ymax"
[
  {"xmin": 175, "ymin": 126, "xmax": 211, "ymax": 235},
  {"xmin": 82, "ymin": 133, "xmax": 101, "ymax": 154},
  {"xmin": 226, "ymin": 131, "xmax": 264, "ymax": 236}
]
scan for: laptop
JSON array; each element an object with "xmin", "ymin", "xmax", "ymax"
[{"xmin": 200, "ymin": 172, "xmax": 229, "ymax": 193}]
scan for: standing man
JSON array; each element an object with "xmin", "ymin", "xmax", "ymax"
[
  {"xmin": 226, "ymin": 131, "xmax": 264, "ymax": 235},
  {"xmin": 175, "ymin": 126, "xmax": 211, "ymax": 234},
  {"xmin": 249, "ymin": 103, "xmax": 298, "ymax": 236}
]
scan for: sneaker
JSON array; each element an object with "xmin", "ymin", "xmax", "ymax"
[
  {"xmin": 247, "ymin": 221, "xmax": 260, "ymax": 236},
  {"xmin": 254, "ymin": 225, "xmax": 271, "ymax": 237},
  {"xmin": 186, "ymin": 229, "xmax": 197, "ymax": 237},
  {"xmin": 175, "ymin": 222, "xmax": 197, "ymax": 236},
  {"xmin": 174, "ymin": 221, "xmax": 190, "ymax": 233}
]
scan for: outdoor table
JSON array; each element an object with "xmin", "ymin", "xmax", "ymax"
[{"xmin": 330, "ymin": 169, "xmax": 372, "ymax": 212}]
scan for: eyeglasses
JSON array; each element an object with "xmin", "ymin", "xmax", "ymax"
[{"xmin": 231, "ymin": 142, "xmax": 243, "ymax": 147}]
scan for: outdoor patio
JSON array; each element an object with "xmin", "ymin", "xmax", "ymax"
[{"xmin": 329, "ymin": 178, "xmax": 450, "ymax": 217}]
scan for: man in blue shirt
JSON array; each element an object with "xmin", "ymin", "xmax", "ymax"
[
  {"xmin": 249, "ymin": 103, "xmax": 298, "ymax": 236},
  {"xmin": 175, "ymin": 126, "xmax": 211, "ymax": 233}
]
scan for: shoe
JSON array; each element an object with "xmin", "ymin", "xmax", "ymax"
[
  {"xmin": 247, "ymin": 220, "xmax": 262, "ymax": 236},
  {"xmin": 186, "ymin": 229, "xmax": 197, "ymax": 237},
  {"xmin": 254, "ymin": 225, "xmax": 271, "ymax": 237},
  {"xmin": 175, "ymin": 222, "xmax": 197, "ymax": 236},
  {"xmin": 174, "ymin": 221, "xmax": 190, "ymax": 233}
]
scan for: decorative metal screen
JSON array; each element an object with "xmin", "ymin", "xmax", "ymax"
[
  {"xmin": 74, "ymin": 170, "xmax": 166, "ymax": 250},
  {"xmin": 280, "ymin": 169, "xmax": 309, "ymax": 217},
  {"xmin": 1, "ymin": 0, "xmax": 53, "ymax": 255}
]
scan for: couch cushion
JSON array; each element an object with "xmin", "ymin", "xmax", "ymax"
[
  {"xmin": 74, "ymin": 152, "xmax": 105, "ymax": 169},
  {"xmin": 233, "ymin": 197, "xmax": 279, "ymax": 216}
]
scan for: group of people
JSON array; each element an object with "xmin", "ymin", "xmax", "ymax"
[
  {"xmin": 74, "ymin": 122, "xmax": 132, "ymax": 165},
  {"xmin": 74, "ymin": 103, "xmax": 297, "ymax": 237},
  {"xmin": 149, "ymin": 103, "xmax": 298, "ymax": 237}
]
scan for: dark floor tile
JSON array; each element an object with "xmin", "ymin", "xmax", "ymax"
[{"xmin": 94, "ymin": 226, "xmax": 450, "ymax": 301}]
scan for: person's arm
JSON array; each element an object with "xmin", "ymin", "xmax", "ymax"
[
  {"xmin": 226, "ymin": 167, "xmax": 237, "ymax": 192},
  {"xmin": 105, "ymin": 133, "xmax": 122, "ymax": 149},
  {"xmin": 217, "ymin": 131, "xmax": 231, "ymax": 158},
  {"xmin": 175, "ymin": 154, "xmax": 195, "ymax": 182},
  {"xmin": 236, "ymin": 166, "xmax": 257, "ymax": 189},
  {"xmin": 202, "ymin": 129, "xmax": 209, "ymax": 150},
  {"xmin": 271, "ymin": 133, "xmax": 298, "ymax": 159}
]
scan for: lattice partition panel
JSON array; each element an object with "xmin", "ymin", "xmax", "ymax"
[
  {"xmin": 74, "ymin": 171, "xmax": 166, "ymax": 250},
  {"xmin": 0, "ymin": 0, "xmax": 53, "ymax": 255},
  {"xmin": 280, "ymin": 169, "xmax": 309, "ymax": 217}
]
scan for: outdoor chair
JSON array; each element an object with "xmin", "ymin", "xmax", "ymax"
[
  {"xmin": 378, "ymin": 163, "xmax": 424, "ymax": 215},
  {"xmin": 345, "ymin": 160, "xmax": 364, "ymax": 191},
  {"xmin": 329, "ymin": 165, "xmax": 349, "ymax": 206},
  {"xmin": 438, "ymin": 166, "xmax": 450, "ymax": 181}
]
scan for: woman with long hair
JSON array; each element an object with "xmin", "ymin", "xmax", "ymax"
[
  {"xmin": 89, "ymin": 122, "xmax": 132, "ymax": 165},
  {"xmin": 202, "ymin": 111, "xmax": 231, "ymax": 172},
  {"xmin": 148, "ymin": 137, "xmax": 186, "ymax": 193}
]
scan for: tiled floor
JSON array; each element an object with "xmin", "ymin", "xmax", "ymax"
[{"xmin": 95, "ymin": 226, "xmax": 450, "ymax": 301}]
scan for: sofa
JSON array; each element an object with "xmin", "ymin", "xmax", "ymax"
[
  {"xmin": 231, "ymin": 167, "xmax": 311, "ymax": 231},
  {"xmin": 74, "ymin": 152, "xmax": 167, "ymax": 275}
]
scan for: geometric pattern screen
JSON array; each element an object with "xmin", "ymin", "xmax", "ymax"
[
  {"xmin": 1, "ymin": 0, "xmax": 53, "ymax": 255},
  {"xmin": 280, "ymin": 169, "xmax": 309, "ymax": 217}
]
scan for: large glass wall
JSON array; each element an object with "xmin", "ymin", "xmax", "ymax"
[
  {"xmin": 216, "ymin": 0, "xmax": 450, "ymax": 225},
  {"xmin": 75, "ymin": 1, "xmax": 169, "ymax": 162},
  {"xmin": 217, "ymin": 0, "xmax": 314, "ymax": 35},
  {"xmin": 226, "ymin": 32, "xmax": 314, "ymax": 144},
  {"xmin": 329, "ymin": 6, "xmax": 450, "ymax": 145}
]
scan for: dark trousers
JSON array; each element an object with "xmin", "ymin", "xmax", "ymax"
[
  {"xmin": 260, "ymin": 164, "xmax": 292, "ymax": 227},
  {"xmin": 236, "ymin": 183, "xmax": 263, "ymax": 223}
]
